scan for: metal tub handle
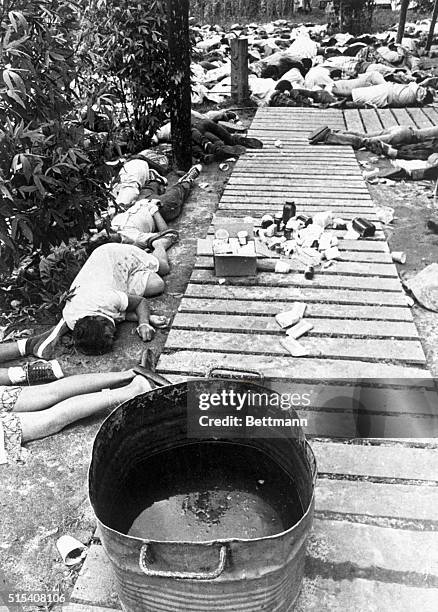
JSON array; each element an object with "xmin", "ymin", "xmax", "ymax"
[
  {"xmin": 139, "ymin": 543, "xmax": 228, "ymax": 580},
  {"xmin": 206, "ymin": 366, "xmax": 264, "ymax": 382}
]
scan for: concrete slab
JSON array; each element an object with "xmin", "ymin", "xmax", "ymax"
[{"xmin": 70, "ymin": 545, "xmax": 119, "ymax": 609}]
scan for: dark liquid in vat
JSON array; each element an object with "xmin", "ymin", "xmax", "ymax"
[{"xmin": 111, "ymin": 442, "xmax": 304, "ymax": 542}]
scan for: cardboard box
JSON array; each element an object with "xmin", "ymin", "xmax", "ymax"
[
  {"xmin": 212, "ymin": 220, "xmax": 257, "ymax": 277},
  {"xmin": 214, "ymin": 241, "xmax": 257, "ymax": 277}
]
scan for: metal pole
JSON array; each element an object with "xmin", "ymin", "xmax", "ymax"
[
  {"xmin": 396, "ymin": 0, "xmax": 409, "ymax": 44},
  {"xmin": 426, "ymin": 0, "xmax": 438, "ymax": 52},
  {"xmin": 167, "ymin": 0, "xmax": 192, "ymax": 171}
]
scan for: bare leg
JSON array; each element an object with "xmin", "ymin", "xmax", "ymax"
[
  {"xmin": 13, "ymin": 370, "xmax": 135, "ymax": 413},
  {"xmin": 0, "ymin": 342, "xmax": 21, "ymax": 364},
  {"xmin": 152, "ymin": 210, "xmax": 168, "ymax": 232},
  {"xmin": 0, "ymin": 368, "xmax": 14, "ymax": 384},
  {"xmin": 18, "ymin": 375, "xmax": 151, "ymax": 442},
  {"xmin": 144, "ymin": 271, "xmax": 165, "ymax": 297},
  {"xmin": 150, "ymin": 235, "xmax": 175, "ymax": 276}
]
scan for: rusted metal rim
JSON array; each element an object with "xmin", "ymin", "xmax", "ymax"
[{"xmin": 92, "ymin": 441, "xmax": 316, "ymax": 548}]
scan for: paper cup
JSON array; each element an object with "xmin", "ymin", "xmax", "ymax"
[
  {"xmin": 237, "ymin": 231, "xmax": 248, "ymax": 246},
  {"xmin": 56, "ymin": 535, "xmax": 86, "ymax": 566},
  {"xmin": 324, "ymin": 246, "xmax": 340, "ymax": 261},
  {"xmin": 275, "ymin": 260, "xmax": 291, "ymax": 274},
  {"xmin": 215, "ymin": 228, "xmax": 229, "ymax": 241},
  {"xmin": 391, "ymin": 251, "xmax": 406, "ymax": 264}
]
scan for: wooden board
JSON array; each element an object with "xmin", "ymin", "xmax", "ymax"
[
  {"xmin": 185, "ymin": 282, "xmax": 408, "ymax": 306},
  {"xmin": 195, "ymin": 257, "xmax": 398, "ymax": 278},
  {"xmin": 359, "ymin": 108, "xmax": 383, "ymax": 133},
  {"xmin": 172, "ymin": 312, "xmax": 418, "ymax": 339},
  {"xmin": 177, "ymin": 297, "xmax": 414, "ymax": 321},
  {"xmin": 343, "ymin": 108, "xmax": 364, "ymax": 132},
  {"xmin": 165, "ymin": 329, "xmax": 426, "ymax": 363},
  {"xmin": 376, "ymin": 108, "xmax": 399, "ymax": 129},
  {"xmin": 406, "ymin": 107, "xmax": 434, "ymax": 128},
  {"xmin": 158, "ymin": 351, "xmax": 429, "ymax": 379},
  {"xmin": 154, "ymin": 107, "xmax": 434, "ymax": 610},
  {"xmin": 190, "ymin": 269, "xmax": 402, "ymax": 292}
]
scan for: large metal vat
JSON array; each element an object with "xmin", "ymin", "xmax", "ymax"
[{"xmin": 89, "ymin": 379, "xmax": 316, "ymax": 612}]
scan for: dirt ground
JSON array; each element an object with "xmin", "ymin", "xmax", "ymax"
[
  {"xmin": 0, "ymin": 153, "xmax": 233, "ymax": 611},
  {"xmin": 1, "ymin": 109, "xmax": 438, "ymax": 611},
  {"xmin": 359, "ymin": 149, "xmax": 438, "ymax": 377}
]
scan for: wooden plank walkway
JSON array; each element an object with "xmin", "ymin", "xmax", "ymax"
[{"xmin": 156, "ymin": 107, "xmax": 438, "ymax": 609}]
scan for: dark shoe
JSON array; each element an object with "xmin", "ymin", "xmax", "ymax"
[
  {"xmin": 177, "ymin": 164, "xmax": 202, "ymax": 184},
  {"xmin": 204, "ymin": 142, "xmax": 215, "ymax": 154},
  {"xmin": 25, "ymin": 359, "xmax": 64, "ymax": 384},
  {"xmin": 235, "ymin": 136, "xmax": 263, "ymax": 149},
  {"xmin": 308, "ymin": 125, "xmax": 331, "ymax": 144},
  {"xmin": 427, "ymin": 219, "xmax": 438, "ymax": 234},
  {"xmin": 216, "ymin": 144, "xmax": 246, "ymax": 160},
  {"xmin": 133, "ymin": 364, "xmax": 172, "ymax": 388}
]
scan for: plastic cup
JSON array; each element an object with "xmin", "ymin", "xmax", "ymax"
[
  {"xmin": 56, "ymin": 535, "xmax": 86, "ymax": 566},
  {"xmin": 391, "ymin": 251, "xmax": 406, "ymax": 264},
  {"xmin": 237, "ymin": 231, "xmax": 248, "ymax": 246},
  {"xmin": 215, "ymin": 228, "xmax": 229, "ymax": 241}
]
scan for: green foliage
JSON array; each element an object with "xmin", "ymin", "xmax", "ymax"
[
  {"xmin": 0, "ymin": 0, "xmax": 192, "ymax": 296},
  {"xmin": 0, "ymin": 0, "xmax": 110, "ymax": 273},
  {"xmin": 80, "ymin": 0, "xmax": 172, "ymax": 152}
]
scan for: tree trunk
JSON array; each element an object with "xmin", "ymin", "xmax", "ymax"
[{"xmin": 167, "ymin": 0, "xmax": 192, "ymax": 171}]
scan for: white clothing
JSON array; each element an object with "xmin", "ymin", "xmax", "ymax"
[
  {"xmin": 112, "ymin": 158, "xmax": 150, "ymax": 207},
  {"xmin": 280, "ymin": 67, "xmax": 305, "ymax": 87},
  {"xmin": 63, "ymin": 244, "xmax": 159, "ymax": 329},
  {"xmin": 352, "ymin": 81, "xmax": 421, "ymax": 108},
  {"xmin": 333, "ymin": 71, "xmax": 385, "ymax": 97},
  {"xmin": 304, "ymin": 66, "xmax": 334, "ymax": 91}
]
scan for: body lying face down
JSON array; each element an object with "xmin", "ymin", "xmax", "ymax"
[{"xmin": 63, "ymin": 243, "xmax": 165, "ymax": 355}]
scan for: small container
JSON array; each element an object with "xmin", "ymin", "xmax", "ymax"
[
  {"xmin": 391, "ymin": 251, "xmax": 406, "ymax": 264},
  {"xmin": 296, "ymin": 214, "xmax": 312, "ymax": 227},
  {"xmin": 313, "ymin": 211, "xmax": 333, "ymax": 229},
  {"xmin": 286, "ymin": 320, "xmax": 314, "ymax": 339},
  {"xmin": 215, "ymin": 228, "xmax": 230, "ymax": 241},
  {"xmin": 333, "ymin": 218, "xmax": 347, "ymax": 230},
  {"xmin": 265, "ymin": 224, "xmax": 276, "ymax": 237},
  {"xmin": 318, "ymin": 233, "xmax": 333, "ymax": 252},
  {"xmin": 56, "ymin": 535, "xmax": 86, "ymax": 567},
  {"xmin": 304, "ymin": 265, "xmax": 314, "ymax": 280},
  {"xmin": 363, "ymin": 168, "xmax": 379, "ymax": 180},
  {"xmin": 324, "ymin": 246, "xmax": 340, "ymax": 261},
  {"xmin": 261, "ymin": 214, "xmax": 275, "ymax": 229},
  {"xmin": 286, "ymin": 218, "xmax": 303, "ymax": 232},
  {"xmin": 275, "ymin": 260, "xmax": 291, "ymax": 273},
  {"xmin": 274, "ymin": 212, "xmax": 283, "ymax": 232},
  {"xmin": 284, "ymin": 228, "xmax": 292, "ymax": 240},
  {"xmin": 352, "ymin": 217, "xmax": 376, "ymax": 238},
  {"xmin": 275, "ymin": 302, "xmax": 307, "ymax": 328},
  {"xmin": 237, "ymin": 231, "xmax": 248, "ymax": 246},
  {"xmin": 283, "ymin": 201, "xmax": 296, "ymax": 224}
]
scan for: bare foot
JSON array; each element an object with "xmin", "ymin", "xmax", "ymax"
[
  {"xmin": 152, "ymin": 235, "xmax": 175, "ymax": 251},
  {"xmin": 128, "ymin": 375, "xmax": 152, "ymax": 395},
  {"xmin": 149, "ymin": 314, "xmax": 169, "ymax": 329}
]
